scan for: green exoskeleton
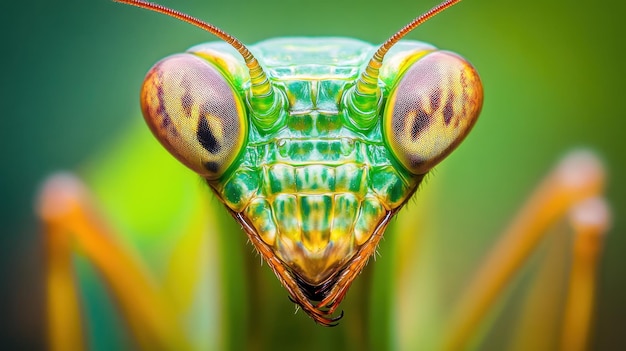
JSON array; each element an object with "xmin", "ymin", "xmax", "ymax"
[{"xmin": 117, "ymin": 0, "xmax": 482, "ymax": 325}]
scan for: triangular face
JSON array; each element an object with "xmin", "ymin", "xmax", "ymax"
[{"xmin": 221, "ymin": 153, "xmax": 421, "ymax": 325}]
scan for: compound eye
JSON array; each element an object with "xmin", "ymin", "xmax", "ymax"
[
  {"xmin": 141, "ymin": 53, "xmax": 247, "ymax": 180},
  {"xmin": 383, "ymin": 51, "xmax": 483, "ymax": 175}
]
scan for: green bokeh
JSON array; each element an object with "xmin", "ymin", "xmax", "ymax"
[{"xmin": 2, "ymin": 0, "xmax": 625, "ymax": 349}]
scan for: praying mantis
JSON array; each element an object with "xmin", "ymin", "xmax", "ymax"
[{"xmin": 35, "ymin": 0, "xmax": 612, "ymax": 350}]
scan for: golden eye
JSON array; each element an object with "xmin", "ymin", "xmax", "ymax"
[
  {"xmin": 140, "ymin": 53, "xmax": 247, "ymax": 180},
  {"xmin": 383, "ymin": 51, "xmax": 483, "ymax": 175}
]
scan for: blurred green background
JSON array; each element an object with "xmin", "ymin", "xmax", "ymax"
[{"xmin": 2, "ymin": 0, "xmax": 625, "ymax": 349}]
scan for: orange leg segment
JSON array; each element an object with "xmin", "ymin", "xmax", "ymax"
[
  {"xmin": 37, "ymin": 173, "xmax": 190, "ymax": 351},
  {"xmin": 443, "ymin": 151, "xmax": 610, "ymax": 351},
  {"xmin": 560, "ymin": 197, "xmax": 610, "ymax": 351}
]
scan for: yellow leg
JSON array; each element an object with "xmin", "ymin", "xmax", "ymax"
[
  {"xmin": 37, "ymin": 173, "xmax": 190, "ymax": 351},
  {"xmin": 42, "ymin": 185, "xmax": 85, "ymax": 351},
  {"xmin": 443, "ymin": 151, "xmax": 610, "ymax": 351},
  {"xmin": 560, "ymin": 198, "xmax": 609, "ymax": 351}
]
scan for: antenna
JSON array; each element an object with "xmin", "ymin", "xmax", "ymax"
[
  {"xmin": 348, "ymin": 0, "xmax": 462, "ymax": 125},
  {"xmin": 114, "ymin": 0, "xmax": 279, "ymax": 117}
]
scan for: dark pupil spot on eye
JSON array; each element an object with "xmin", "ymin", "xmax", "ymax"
[
  {"xmin": 155, "ymin": 78, "xmax": 174, "ymax": 132},
  {"xmin": 181, "ymin": 92, "xmax": 193, "ymax": 116},
  {"xmin": 443, "ymin": 93, "xmax": 454, "ymax": 125},
  {"xmin": 197, "ymin": 116, "xmax": 221, "ymax": 154},
  {"xmin": 410, "ymin": 109, "xmax": 430, "ymax": 141},
  {"xmin": 204, "ymin": 161, "xmax": 219, "ymax": 173},
  {"xmin": 180, "ymin": 78, "xmax": 193, "ymax": 115},
  {"xmin": 430, "ymin": 88, "xmax": 442, "ymax": 110},
  {"xmin": 409, "ymin": 156, "xmax": 426, "ymax": 173}
]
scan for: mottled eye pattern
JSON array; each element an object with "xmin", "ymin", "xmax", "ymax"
[
  {"xmin": 383, "ymin": 51, "xmax": 483, "ymax": 175},
  {"xmin": 141, "ymin": 53, "xmax": 247, "ymax": 180}
]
